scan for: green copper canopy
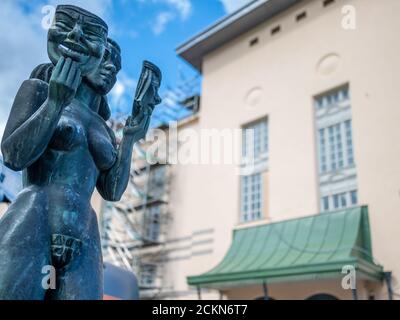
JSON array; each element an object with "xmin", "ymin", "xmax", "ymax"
[{"xmin": 187, "ymin": 206, "xmax": 383, "ymax": 288}]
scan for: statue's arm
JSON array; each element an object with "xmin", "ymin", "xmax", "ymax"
[
  {"xmin": 1, "ymin": 57, "xmax": 81, "ymax": 171},
  {"xmin": 96, "ymin": 107, "xmax": 152, "ymax": 202},
  {"xmin": 1, "ymin": 79, "xmax": 57, "ymax": 171}
]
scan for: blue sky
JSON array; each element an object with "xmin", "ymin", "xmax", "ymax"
[
  {"xmin": 107, "ymin": 0, "xmax": 228, "ymax": 124},
  {"xmin": 0, "ymin": 0, "xmax": 252, "ymax": 133}
]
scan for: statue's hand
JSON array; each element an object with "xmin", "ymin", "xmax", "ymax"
[
  {"xmin": 49, "ymin": 57, "xmax": 81, "ymax": 108},
  {"xmin": 123, "ymin": 105, "xmax": 153, "ymax": 142}
]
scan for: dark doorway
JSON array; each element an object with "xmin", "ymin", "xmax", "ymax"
[{"xmin": 306, "ymin": 293, "xmax": 338, "ymax": 300}]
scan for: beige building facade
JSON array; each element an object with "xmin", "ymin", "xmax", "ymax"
[
  {"xmin": 99, "ymin": 0, "xmax": 400, "ymax": 300},
  {"xmin": 169, "ymin": 0, "xmax": 399, "ymax": 300}
]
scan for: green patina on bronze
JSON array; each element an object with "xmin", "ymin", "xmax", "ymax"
[{"xmin": 0, "ymin": 4, "xmax": 162, "ymax": 300}]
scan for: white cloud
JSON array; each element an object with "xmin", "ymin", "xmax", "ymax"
[
  {"xmin": 152, "ymin": 11, "xmax": 175, "ymax": 35},
  {"xmin": 110, "ymin": 72, "xmax": 137, "ymax": 114},
  {"xmin": 220, "ymin": 0, "xmax": 252, "ymax": 13},
  {"xmin": 0, "ymin": 0, "xmax": 48, "ymax": 140},
  {"xmin": 162, "ymin": 0, "xmax": 192, "ymax": 20},
  {"xmin": 138, "ymin": 0, "xmax": 192, "ymax": 35},
  {"xmin": 138, "ymin": 0, "xmax": 192, "ymax": 20}
]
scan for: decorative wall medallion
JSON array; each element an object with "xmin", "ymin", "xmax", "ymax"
[
  {"xmin": 244, "ymin": 87, "xmax": 263, "ymax": 109},
  {"xmin": 317, "ymin": 53, "xmax": 341, "ymax": 76}
]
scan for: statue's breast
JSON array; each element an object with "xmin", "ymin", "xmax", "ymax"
[
  {"xmin": 49, "ymin": 115, "xmax": 86, "ymax": 151},
  {"xmin": 48, "ymin": 103, "xmax": 116, "ymax": 171},
  {"xmin": 87, "ymin": 117, "xmax": 117, "ymax": 172}
]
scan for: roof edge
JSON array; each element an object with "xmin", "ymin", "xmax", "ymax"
[{"xmin": 176, "ymin": 0, "xmax": 302, "ymax": 72}]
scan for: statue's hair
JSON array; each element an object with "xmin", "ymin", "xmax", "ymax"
[
  {"xmin": 29, "ymin": 63, "xmax": 111, "ymax": 121},
  {"xmin": 29, "ymin": 63, "xmax": 53, "ymax": 83},
  {"xmin": 106, "ymin": 38, "xmax": 122, "ymax": 71},
  {"xmin": 107, "ymin": 38, "xmax": 121, "ymax": 54}
]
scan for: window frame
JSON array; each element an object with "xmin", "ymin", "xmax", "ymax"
[
  {"xmin": 314, "ymin": 85, "xmax": 359, "ymax": 213},
  {"xmin": 241, "ymin": 117, "xmax": 269, "ymax": 167},
  {"xmin": 240, "ymin": 172, "xmax": 263, "ymax": 222},
  {"xmin": 239, "ymin": 117, "xmax": 269, "ymax": 223}
]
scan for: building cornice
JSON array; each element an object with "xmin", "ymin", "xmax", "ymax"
[{"xmin": 176, "ymin": 0, "xmax": 301, "ymax": 72}]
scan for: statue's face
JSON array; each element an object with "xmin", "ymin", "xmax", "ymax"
[
  {"xmin": 85, "ymin": 42, "xmax": 121, "ymax": 95},
  {"xmin": 47, "ymin": 7, "xmax": 107, "ymax": 76},
  {"xmin": 145, "ymin": 76, "xmax": 162, "ymax": 110}
]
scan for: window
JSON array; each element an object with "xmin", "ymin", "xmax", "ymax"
[
  {"xmin": 139, "ymin": 264, "xmax": 157, "ymax": 288},
  {"xmin": 241, "ymin": 173, "xmax": 262, "ymax": 222},
  {"xmin": 242, "ymin": 119, "xmax": 268, "ymax": 163},
  {"xmin": 149, "ymin": 165, "xmax": 166, "ymax": 199},
  {"xmin": 345, "ymin": 120, "xmax": 354, "ymax": 165},
  {"xmin": 315, "ymin": 87, "xmax": 349, "ymax": 110},
  {"xmin": 350, "ymin": 190, "xmax": 358, "ymax": 205},
  {"xmin": 316, "ymin": 87, "xmax": 355, "ymax": 174},
  {"xmin": 241, "ymin": 119, "xmax": 268, "ymax": 222},
  {"xmin": 143, "ymin": 206, "xmax": 161, "ymax": 243},
  {"xmin": 318, "ymin": 122, "xmax": 353, "ymax": 173},
  {"xmin": 321, "ymin": 191, "xmax": 358, "ymax": 212},
  {"xmin": 328, "ymin": 126, "xmax": 337, "ymax": 170},
  {"xmin": 315, "ymin": 86, "xmax": 358, "ymax": 212},
  {"xmin": 149, "ymin": 165, "xmax": 166, "ymax": 187},
  {"xmin": 322, "ymin": 196, "xmax": 329, "ymax": 211},
  {"xmin": 318, "ymin": 129, "xmax": 327, "ymax": 172}
]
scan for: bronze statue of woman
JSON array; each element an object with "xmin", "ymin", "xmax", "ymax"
[{"xmin": 0, "ymin": 5, "xmax": 161, "ymax": 300}]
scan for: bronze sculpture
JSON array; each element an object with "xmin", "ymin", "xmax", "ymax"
[{"xmin": 0, "ymin": 5, "xmax": 161, "ymax": 300}]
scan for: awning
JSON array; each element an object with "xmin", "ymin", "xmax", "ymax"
[{"xmin": 187, "ymin": 206, "xmax": 383, "ymax": 289}]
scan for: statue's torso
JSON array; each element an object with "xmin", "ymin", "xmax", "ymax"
[{"xmin": 24, "ymin": 98, "xmax": 117, "ymax": 237}]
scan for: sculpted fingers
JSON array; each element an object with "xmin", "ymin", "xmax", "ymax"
[
  {"xmin": 136, "ymin": 105, "xmax": 151, "ymax": 121},
  {"xmin": 131, "ymin": 115, "xmax": 143, "ymax": 128},
  {"xmin": 136, "ymin": 107, "xmax": 152, "ymax": 139},
  {"xmin": 52, "ymin": 56, "xmax": 65, "ymax": 79},
  {"xmin": 48, "ymin": 58, "xmax": 80, "ymax": 107},
  {"xmin": 135, "ymin": 106, "xmax": 151, "ymax": 127},
  {"xmin": 69, "ymin": 62, "xmax": 82, "ymax": 91},
  {"xmin": 66, "ymin": 62, "xmax": 77, "ymax": 86},
  {"xmin": 123, "ymin": 105, "xmax": 154, "ymax": 140},
  {"xmin": 59, "ymin": 58, "xmax": 73, "ymax": 82}
]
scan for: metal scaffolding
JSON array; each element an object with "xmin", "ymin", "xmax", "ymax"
[
  {"xmin": 101, "ymin": 138, "xmax": 172, "ymax": 299},
  {"xmin": 101, "ymin": 70, "xmax": 200, "ymax": 299}
]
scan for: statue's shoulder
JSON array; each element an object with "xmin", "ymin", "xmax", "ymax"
[
  {"xmin": 18, "ymin": 78, "xmax": 48, "ymax": 100},
  {"xmin": 18, "ymin": 61, "xmax": 51, "ymax": 101},
  {"xmin": 4, "ymin": 78, "xmax": 49, "ymax": 140},
  {"xmin": 9, "ymin": 79, "xmax": 49, "ymax": 125}
]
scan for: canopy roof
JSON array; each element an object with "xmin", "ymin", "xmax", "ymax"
[{"xmin": 188, "ymin": 206, "xmax": 383, "ymax": 288}]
